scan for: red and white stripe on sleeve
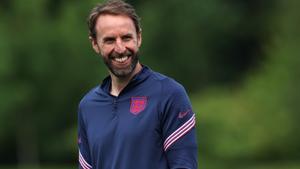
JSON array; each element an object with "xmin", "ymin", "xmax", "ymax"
[
  {"xmin": 163, "ymin": 114, "xmax": 196, "ymax": 151},
  {"xmin": 79, "ymin": 150, "xmax": 92, "ymax": 169}
]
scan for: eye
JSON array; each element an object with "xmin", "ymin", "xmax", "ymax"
[
  {"xmin": 122, "ymin": 35, "xmax": 133, "ymax": 42},
  {"xmin": 103, "ymin": 37, "xmax": 115, "ymax": 44}
]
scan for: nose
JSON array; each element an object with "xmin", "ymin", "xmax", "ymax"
[{"xmin": 114, "ymin": 38, "xmax": 126, "ymax": 54}]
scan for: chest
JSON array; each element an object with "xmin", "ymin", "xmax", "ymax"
[{"xmin": 84, "ymin": 94, "xmax": 162, "ymax": 150}]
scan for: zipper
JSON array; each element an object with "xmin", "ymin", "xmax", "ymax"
[{"xmin": 112, "ymin": 97, "xmax": 118, "ymax": 116}]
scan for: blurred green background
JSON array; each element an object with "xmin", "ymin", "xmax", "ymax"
[{"xmin": 0, "ymin": 0, "xmax": 299, "ymax": 168}]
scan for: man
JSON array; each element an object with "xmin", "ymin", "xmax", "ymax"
[{"xmin": 78, "ymin": 0, "xmax": 198, "ymax": 168}]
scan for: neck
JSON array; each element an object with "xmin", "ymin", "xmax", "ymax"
[{"xmin": 110, "ymin": 63, "xmax": 142, "ymax": 96}]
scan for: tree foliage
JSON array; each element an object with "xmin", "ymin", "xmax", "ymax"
[
  {"xmin": 193, "ymin": 0, "xmax": 300, "ymax": 165},
  {"xmin": 0, "ymin": 0, "xmax": 298, "ymax": 166}
]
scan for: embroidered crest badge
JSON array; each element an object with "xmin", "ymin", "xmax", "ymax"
[{"xmin": 130, "ymin": 96, "xmax": 147, "ymax": 115}]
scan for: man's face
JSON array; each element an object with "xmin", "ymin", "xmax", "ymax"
[{"xmin": 90, "ymin": 14, "xmax": 142, "ymax": 78}]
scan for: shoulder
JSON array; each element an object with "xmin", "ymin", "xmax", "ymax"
[
  {"xmin": 149, "ymin": 70, "xmax": 187, "ymax": 97},
  {"xmin": 78, "ymin": 86, "xmax": 99, "ymax": 110}
]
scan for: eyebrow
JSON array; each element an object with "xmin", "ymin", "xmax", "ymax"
[
  {"xmin": 102, "ymin": 33, "xmax": 134, "ymax": 42},
  {"xmin": 122, "ymin": 33, "xmax": 133, "ymax": 37},
  {"xmin": 102, "ymin": 36, "xmax": 115, "ymax": 42}
]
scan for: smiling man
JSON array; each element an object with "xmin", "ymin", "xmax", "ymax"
[{"xmin": 78, "ymin": 0, "xmax": 198, "ymax": 169}]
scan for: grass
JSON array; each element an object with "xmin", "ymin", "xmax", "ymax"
[
  {"xmin": 1, "ymin": 162, "xmax": 300, "ymax": 169},
  {"xmin": 0, "ymin": 165, "xmax": 75, "ymax": 169},
  {"xmin": 200, "ymin": 160, "xmax": 300, "ymax": 169}
]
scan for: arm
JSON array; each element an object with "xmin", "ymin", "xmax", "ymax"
[
  {"xmin": 161, "ymin": 82, "xmax": 198, "ymax": 169},
  {"xmin": 78, "ymin": 106, "xmax": 93, "ymax": 169}
]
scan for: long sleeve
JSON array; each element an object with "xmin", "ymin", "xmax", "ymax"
[
  {"xmin": 160, "ymin": 81, "xmax": 198, "ymax": 169},
  {"xmin": 78, "ymin": 105, "xmax": 93, "ymax": 169}
]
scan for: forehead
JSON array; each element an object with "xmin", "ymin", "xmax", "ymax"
[{"xmin": 95, "ymin": 14, "xmax": 136, "ymax": 37}]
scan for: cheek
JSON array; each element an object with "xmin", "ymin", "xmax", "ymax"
[
  {"xmin": 100, "ymin": 45, "xmax": 113, "ymax": 57},
  {"xmin": 126, "ymin": 42, "xmax": 139, "ymax": 52}
]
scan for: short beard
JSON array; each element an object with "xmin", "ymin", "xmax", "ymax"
[{"xmin": 103, "ymin": 49, "xmax": 139, "ymax": 78}]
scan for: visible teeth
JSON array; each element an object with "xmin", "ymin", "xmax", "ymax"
[{"xmin": 114, "ymin": 56, "xmax": 128, "ymax": 63}]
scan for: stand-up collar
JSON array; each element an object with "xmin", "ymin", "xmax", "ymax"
[{"xmin": 97, "ymin": 65, "xmax": 152, "ymax": 96}]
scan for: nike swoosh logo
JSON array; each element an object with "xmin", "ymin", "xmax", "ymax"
[{"xmin": 178, "ymin": 109, "xmax": 191, "ymax": 118}]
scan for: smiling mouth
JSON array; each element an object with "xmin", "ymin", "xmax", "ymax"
[{"xmin": 113, "ymin": 56, "xmax": 130, "ymax": 63}]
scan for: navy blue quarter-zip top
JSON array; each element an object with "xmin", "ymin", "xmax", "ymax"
[{"xmin": 78, "ymin": 66, "xmax": 198, "ymax": 169}]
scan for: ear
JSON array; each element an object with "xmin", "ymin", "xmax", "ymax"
[
  {"xmin": 137, "ymin": 31, "xmax": 142, "ymax": 48},
  {"xmin": 89, "ymin": 36, "xmax": 100, "ymax": 54}
]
